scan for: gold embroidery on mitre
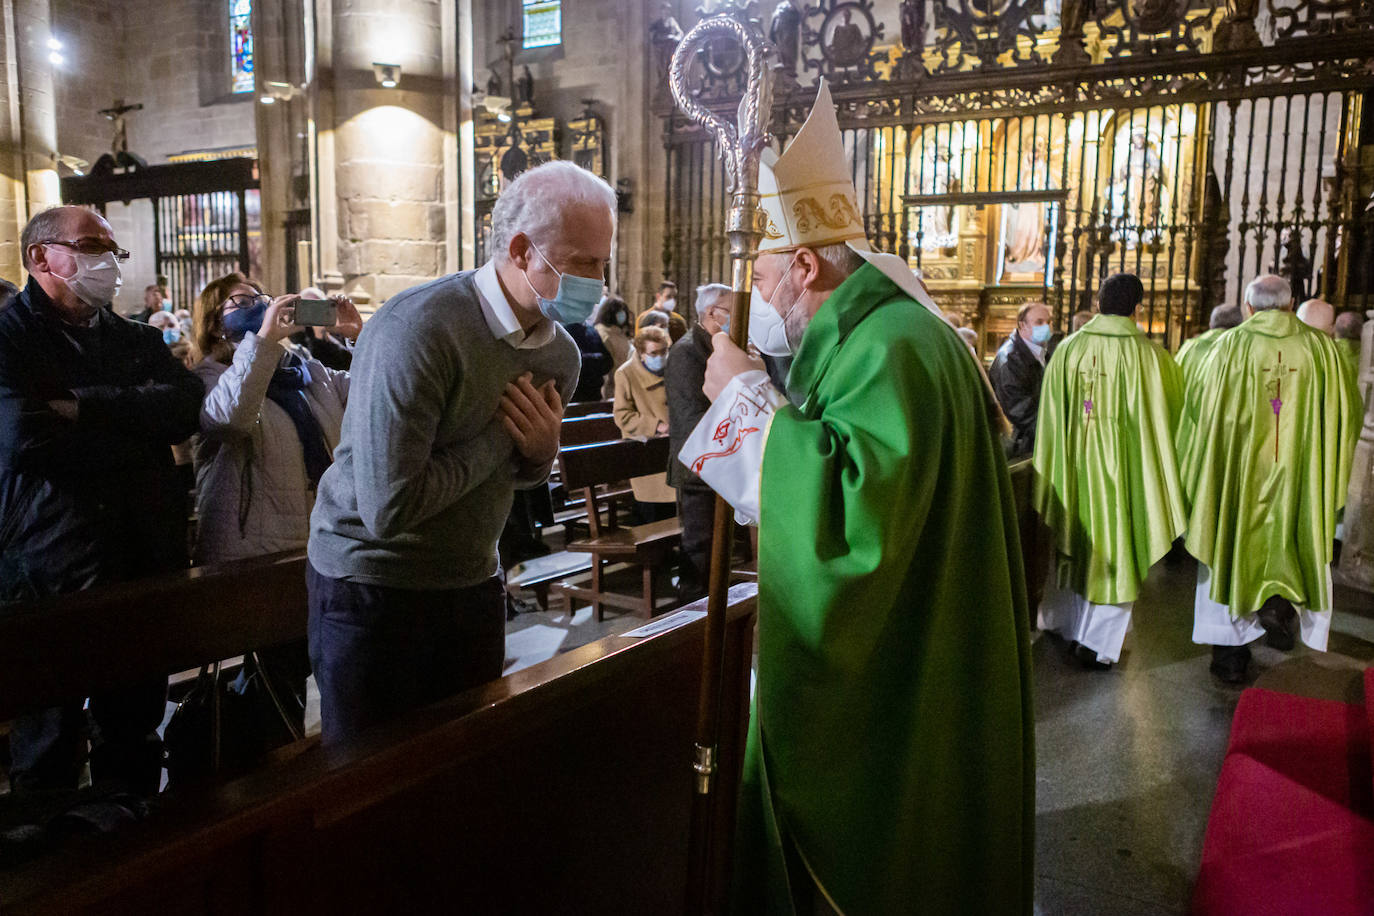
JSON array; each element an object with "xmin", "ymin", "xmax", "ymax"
[
  {"xmin": 762, "ymin": 217, "xmax": 784, "ymax": 240},
  {"xmin": 791, "ymin": 192, "xmax": 864, "ymax": 234}
]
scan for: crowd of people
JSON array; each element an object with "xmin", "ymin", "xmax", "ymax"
[
  {"xmin": 0, "ymin": 120, "xmax": 1366, "ymax": 909},
  {"xmin": 989, "ymin": 269, "xmax": 1363, "ymax": 684}
]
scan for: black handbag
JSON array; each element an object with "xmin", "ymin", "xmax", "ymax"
[{"xmin": 163, "ymin": 653, "xmax": 304, "ymax": 790}]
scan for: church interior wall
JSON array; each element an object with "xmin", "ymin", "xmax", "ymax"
[{"xmin": 472, "ymin": 0, "xmax": 663, "ymax": 316}]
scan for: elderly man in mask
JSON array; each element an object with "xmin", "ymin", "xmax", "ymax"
[
  {"xmin": 679, "ymin": 82, "xmax": 1033, "ymax": 915},
  {"xmin": 308, "ymin": 161, "xmax": 596, "ymax": 744},
  {"xmin": 0, "ymin": 206, "xmax": 203, "ymax": 794},
  {"xmin": 1183, "ymin": 275, "xmax": 1359, "ymax": 683}
]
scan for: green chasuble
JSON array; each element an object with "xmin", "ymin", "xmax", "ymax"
[
  {"xmin": 1031, "ymin": 314, "xmax": 1187, "ymax": 605},
  {"xmin": 1176, "ymin": 327, "xmax": 1227, "ymax": 392},
  {"xmin": 1182, "ymin": 309, "xmax": 1359, "ymax": 613},
  {"xmin": 1335, "ymin": 336, "xmax": 1360, "ymax": 392},
  {"xmin": 734, "ymin": 263, "xmax": 1034, "ymax": 915}
]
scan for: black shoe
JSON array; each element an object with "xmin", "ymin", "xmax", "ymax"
[
  {"xmin": 1209, "ymin": 645, "xmax": 1251, "ymax": 684},
  {"xmin": 1072, "ymin": 643, "xmax": 1112, "ymax": 670},
  {"xmin": 1257, "ymin": 597, "xmax": 1296, "ymax": 651}
]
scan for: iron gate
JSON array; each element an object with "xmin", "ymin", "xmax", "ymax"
[{"xmin": 658, "ymin": 0, "xmax": 1373, "ymax": 352}]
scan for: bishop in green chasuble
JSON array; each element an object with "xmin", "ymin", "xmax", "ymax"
[
  {"xmin": 1183, "ymin": 293, "xmax": 1359, "ymax": 653},
  {"xmin": 1031, "ymin": 279, "xmax": 1187, "ymax": 665},
  {"xmin": 677, "ymin": 80, "xmax": 1033, "ymax": 915}
]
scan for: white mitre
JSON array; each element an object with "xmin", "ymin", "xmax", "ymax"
[{"xmin": 758, "ymin": 80, "xmax": 944, "ymax": 321}]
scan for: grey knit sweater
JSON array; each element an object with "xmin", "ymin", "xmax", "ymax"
[{"xmin": 307, "ymin": 271, "xmax": 578, "ymax": 590}]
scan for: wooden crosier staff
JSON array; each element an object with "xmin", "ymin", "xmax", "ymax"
[{"xmin": 668, "ymin": 14, "xmax": 773, "ymax": 914}]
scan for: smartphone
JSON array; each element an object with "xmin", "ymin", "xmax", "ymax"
[{"xmin": 294, "ymin": 298, "xmax": 337, "ymax": 327}]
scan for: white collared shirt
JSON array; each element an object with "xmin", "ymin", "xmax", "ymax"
[
  {"xmin": 473, "ymin": 260, "xmax": 556, "ymax": 350},
  {"xmin": 1024, "ymin": 335, "xmax": 1047, "ymax": 366}
]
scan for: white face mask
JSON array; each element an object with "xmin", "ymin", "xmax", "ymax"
[
  {"xmin": 748, "ymin": 255, "xmax": 805, "ymax": 357},
  {"xmin": 51, "ymin": 249, "xmax": 122, "ymax": 308},
  {"xmin": 659, "ymin": 298, "xmax": 676, "ymax": 313}
]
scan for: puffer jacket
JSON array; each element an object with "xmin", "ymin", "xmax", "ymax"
[{"xmin": 193, "ymin": 332, "xmax": 348, "ymax": 564}]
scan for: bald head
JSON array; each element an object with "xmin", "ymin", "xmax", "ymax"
[
  {"xmin": 1297, "ymin": 298, "xmax": 1335, "ymax": 334},
  {"xmin": 1209, "ymin": 304, "xmax": 1243, "ymax": 330},
  {"xmin": 1334, "ymin": 310, "xmax": 1364, "ymax": 342},
  {"xmin": 1244, "ymin": 275, "xmax": 1293, "ymax": 313}
]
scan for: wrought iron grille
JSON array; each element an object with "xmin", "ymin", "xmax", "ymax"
[{"xmin": 656, "ymin": 0, "xmax": 1373, "ymax": 352}]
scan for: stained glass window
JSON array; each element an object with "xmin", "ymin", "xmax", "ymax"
[
  {"xmin": 522, "ymin": 0, "xmax": 561, "ymax": 49},
  {"xmin": 230, "ymin": 0, "xmax": 254, "ymax": 94}
]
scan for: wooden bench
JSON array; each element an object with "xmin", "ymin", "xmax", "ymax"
[
  {"xmin": 0, "ymin": 551, "xmax": 308, "ymax": 725},
  {"xmin": 562, "ymin": 398, "xmax": 612, "ymax": 418},
  {"xmin": 0, "ymin": 582, "xmax": 760, "ymax": 915},
  {"xmin": 555, "ymin": 437, "xmax": 682, "ymax": 620},
  {"xmin": 558, "ymin": 412, "xmax": 621, "ymax": 447}
]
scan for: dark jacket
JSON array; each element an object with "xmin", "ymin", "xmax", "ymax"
[
  {"xmin": 290, "ymin": 329, "xmax": 353, "ymax": 370},
  {"xmin": 563, "ymin": 321, "xmax": 612, "ymax": 403},
  {"xmin": 989, "ymin": 332, "xmax": 1049, "ymax": 458},
  {"xmin": 0, "ymin": 278, "xmax": 204, "ymax": 604},
  {"xmin": 665, "ymin": 324, "xmax": 713, "ymax": 489}
]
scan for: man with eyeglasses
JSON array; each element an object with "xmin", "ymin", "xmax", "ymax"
[{"xmin": 0, "ymin": 205, "xmax": 204, "ymax": 796}]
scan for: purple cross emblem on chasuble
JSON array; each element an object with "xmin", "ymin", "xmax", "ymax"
[
  {"xmin": 1261, "ymin": 350, "xmax": 1297, "ymax": 462},
  {"xmin": 1080, "ymin": 356, "xmax": 1107, "ymax": 425}
]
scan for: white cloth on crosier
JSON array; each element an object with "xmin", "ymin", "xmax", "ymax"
[
  {"xmin": 1191, "ymin": 562, "xmax": 1332, "ymax": 651},
  {"xmin": 1037, "ymin": 554, "xmax": 1133, "ymax": 663},
  {"xmin": 677, "ymin": 369, "xmax": 787, "ymax": 525}
]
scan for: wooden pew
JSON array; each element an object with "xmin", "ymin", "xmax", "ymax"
[
  {"xmin": 563, "ymin": 399, "xmax": 612, "ymax": 418},
  {"xmin": 0, "ymin": 552, "xmax": 307, "ymax": 724},
  {"xmin": 556, "ymin": 437, "xmax": 682, "ymax": 620},
  {"xmin": 558, "ymin": 412, "xmax": 620, "ymax": 447},
  {"xmin": 1, "ymin": 583, "xmax": 760, "ymax": 916}
]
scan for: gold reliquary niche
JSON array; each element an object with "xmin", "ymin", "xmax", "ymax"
[{"xmin": 898, "ymin": 106, "xmax": 1201, "ymax": 290}]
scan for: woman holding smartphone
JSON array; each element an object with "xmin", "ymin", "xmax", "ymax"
[{"xmin": 185, "ymin": 273, "xmax": 359, "ymax": 738}]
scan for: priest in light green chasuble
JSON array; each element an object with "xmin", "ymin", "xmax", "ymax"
[
  {"xmin": 679, "ymin": 82, "xmax": 1034, "ymax": 915},
  {"xmin": 1333, "ymin": 309, "xmax": 1363, "ymax": 397},
  {"xmin": 1176, "ymin": 304, "xmax": 1243, "ymax": 391},
  {"xmin": 1032, "ymin": 274, "xmax": 1187, "ymax": 668},
  {"xmin": 1183, "ymin": 275, "xmax": 1360, "ymax": 683}
]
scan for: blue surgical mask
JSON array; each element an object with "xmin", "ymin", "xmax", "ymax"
[
  {"xmin": 161, "ymin": 299, "xmax": 173, "ymax": 312},
  {"xmin": 1031, "ymin": 323, "xmax": 1053, "ymax": 345},
  {"xmin": 162, "ymin": 326, "xmax": 181, "ymax": 345},
  {"xmin": 642, "ymin": 353, "xmax": 665, "ymax": 374},
  {"xmin": 222, "ymin": 298, "xmax": 268, "ymax": 342},
  {"xmin": 523, "ymin": 243, "xmax": 603, "ymax": 324}
]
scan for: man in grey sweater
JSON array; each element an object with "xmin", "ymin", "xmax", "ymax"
[{"xmin": 307, "ymin": 161, "xmax": 614, "ymax": 743}]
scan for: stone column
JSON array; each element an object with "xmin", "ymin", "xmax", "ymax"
[
  {"xmin": 0, "ymin": 0, "xmax": 61, "ymax": 281},
  {"xmin": 318, "ymin": 0, "xmax": 459, "ymax": 310}
]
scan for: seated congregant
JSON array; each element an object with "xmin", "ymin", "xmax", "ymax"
[{"xmin": 613, "ymin": 325, "xmax": 675, "ymax": 524}]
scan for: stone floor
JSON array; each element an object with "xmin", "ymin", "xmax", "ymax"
[{"xmin": 1031, "ymin": 549, "xmax": 1374, "ymax": 914}]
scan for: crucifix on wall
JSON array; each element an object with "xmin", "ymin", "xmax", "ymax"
[{"xmin": 97, "ymin": 99, "xmax": 143, "ymax": 156}]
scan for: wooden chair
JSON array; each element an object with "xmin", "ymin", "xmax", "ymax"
[{"xmin": 554, "ymin": 437, "xmax": 682, "ymax": 620}]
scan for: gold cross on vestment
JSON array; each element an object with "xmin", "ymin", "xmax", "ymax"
[
  {"xmin": 1261, "ymin": 350, "xmax": 1298, "ymax": 462},
  {"xmin": 1079, "ymin": 356, "xmax": 1107, "ymax": 426}
]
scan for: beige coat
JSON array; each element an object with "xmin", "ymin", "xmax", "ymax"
[{"xmin": 613, "ymin": 352, "xmax": 676, "ymax": 504}]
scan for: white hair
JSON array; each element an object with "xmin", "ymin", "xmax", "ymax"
[
  {"xmin": 490, "ymin": 161, "xmax": 617, "ymax": 263},
  {"xmin": 1244, "ymin": 274, "xmax": 1293, "ymax": 311},
  {"xmin": 814, "ymin": 242, "xmax": 865, "ymax": 277},
  {"xmin": 695, "ymin": 283, "xmax": 732, "ymax": 317}
]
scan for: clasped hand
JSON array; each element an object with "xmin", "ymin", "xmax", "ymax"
[
  {"xmin": 499, "ymin": 372, "xmax": 563, "ymax": 466},
  {"xmin": 703, "ymin": 332, "xmax": 765, "ymax": 401}
]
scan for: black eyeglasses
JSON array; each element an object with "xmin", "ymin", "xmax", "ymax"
[
  {"xmin": 224, "ymin": 293, "xmax": 270, "ymax": 311},
  {"xmin": 41, "ymin": 239, "xmax": 131, "ymax": 261}
]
